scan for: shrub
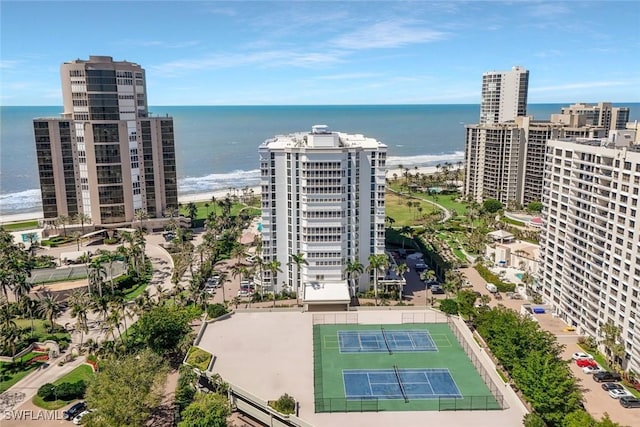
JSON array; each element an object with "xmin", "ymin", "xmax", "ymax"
[
  {"xmin": 37, "ymin": 381, "xmax": 86, "ymax": 401},
  {"xmin": 272, "ymin": 393, "xmax": 296, "ymax": 415},
  {"xmin": 206, "ymin": 303, "xmax": 228, "ymax": 319},
  {"xmin": 37, "ymin": 383, "xmax": 56, "ymax": 400}
]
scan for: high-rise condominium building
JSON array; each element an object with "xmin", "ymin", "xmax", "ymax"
[
  {"xmin": 559, "ymin": 102, "xmax": 630, "ymax": 134},
  {"xmin": 480, "ymin": 66, "xmax": 529, "ymax": 125},
  {"xmin": 539, "ymin": 130, "xmax": 640, "ymax": 373},
  {"xmin": 464, "ymin": 116, "xmax": 608, "ymax": 205},
  {"xmin": 34, "ymin": 56, "xmax": 178, "ymax": 226},
  {"xmin": 258, "ymin": 125, "xmax": 387, "ymax": 309}
]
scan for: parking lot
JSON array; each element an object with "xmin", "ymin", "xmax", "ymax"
[{"xmin": 459, "ymin": 266, "xmax": 640, "ymax": 426}]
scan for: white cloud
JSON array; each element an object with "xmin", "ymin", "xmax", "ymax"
[
  {"xmin": 331, "ymin": 19, "xmax": 448, "ymax": 50},
  {"xmin": 0, "ymin": 60, "xmax": 21, "ymax": 69},
  {"xmin": 120, "ymin": 39, "xmax": 201, "ymax": 49},
  {"xmin": 531, "ymin": 79, "xmax": 640, "ymax": 93},
  {"xmin": 526, "ymin": 3, "xmax": 570, "ymax": 18},
  {"xmin": 150, "ymin": 49, "xmax": 347, "ymax": 76},
  {"xmin": 315, "ymin": 72, "xmax": 382, "ymax": 81}
]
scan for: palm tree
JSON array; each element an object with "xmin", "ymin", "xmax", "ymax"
[
  {"xmin": 74, "ymin": 212, "xmax": 91, "ymax": 234},
  {"xmin": 288, "ymin": 252, "xmax": 307, "ymax": 306},
  {"xmin": 55, "ymin": 215, "xmax": 69, "ymax": 236},
  {"xmin": 109, "ymin": 296, "xmax": 130, "ymax": 339},
  {"xmin": 344, "ymin": 260, "xmax": 364, "ymax": 299},
  {"xmin": 91, "ymin": 294, "xmax": 111, "ymax": 325},
  {"xmin": 88, "ymin": 258, "xmax": 107, "ymax": 297},
  {"xmin": 0, "ymin": 322, "xmax": 21, "ymax": 359},
  {"xmin": 186, "ymin": 202, "xmax": 198, "ymax": 225},
  {"xmin": 395, "ymin": 263, "xmax": 409, "ymax": 300},
  {"xmin": 266, "ymin": 260, "xmax": 283, "ymax": 307},
  {"xmin": 37, "ymin": 292, "xmax": 63, "ymax": 333},
  {"xmin": 68, "ymin": 289, "xmax": 91, "ymax": 349},
  {"xmin": 97, "ymin": 250, "xmax": 118, "ymax": 293},
  {"xmin": 222, "ymin": 270, "xmax": 236, "ymax": 304},
  {"xmin": 105, "ymin": 308, "xmax": 123, "ymax": 342},
  {"xmin": 134, "ymin": 209, "xmax": 149, "ymax": 231},
  {"xmin": 367, "ymin": 254, "xmax": 389, "ymax": 306}
]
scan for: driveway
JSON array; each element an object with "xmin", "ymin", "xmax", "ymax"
[{"xmin": 460, "ymin": 266, "xmax": 640, "ymax": 426}]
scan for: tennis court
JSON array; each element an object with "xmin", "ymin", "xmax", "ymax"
[
  {"xmin": 338, "ymin": 329, "xmax": 437, "ymax": 353},
  {"xmin": 314, "ymin": 322, "xmax": 501, "ymax": 412},
  {"xmin": 344, "ymin": 368, "xmax": 462, "ymax": 400}
]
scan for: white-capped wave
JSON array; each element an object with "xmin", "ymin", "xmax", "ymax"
[
  {"xmin": 0, "ymin": 189, "xmax": 42, "ymax": 214},
  {"xmin": 386, "ymin": 151, "xmax": 465, "ymax": 168},
  {"xmin": 178, "ymin": 169, "xmax": 261, "ymax": 194}
]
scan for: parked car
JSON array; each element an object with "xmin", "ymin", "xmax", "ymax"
[
  {"xmin": 601, "ymin": 382, "xmax": 624, "ymax": 391},
  {"xmin": 72, "ymin": 410, "xmax": 91, "ymax": 425},
  {"xmin": 238, "ymin": 290, "xmax": 251, "ymax": 297},
  {"xmin": 572, "ymin": 352, "xmax": 594, "ymax": 360},
  {"xmin": 63, "ymin": 401, "xmax": 86, "ymax": 421},
  {"xmin": 431, "ymin": 285, "xmax": 445, "ymax": 295},
  {"xmin": 620, "ymin": 396, "xmax": 640, "ymax": 408},
  {"xmin": 609, "ymin": 389, "xmax": 633, "ymax": 399},
  {"xmin": 594, "ymin": 372, "xmax": 623, "ymax": 383},
  {"xmin": 576, "ymin": 358, "xmax": 597, "ymax": 368},
  {"xmin": 415, "ymin": 262, "xmax": 428, "ymax": 271},
  {"xmin": 583, "ymin": 365, "xmax": 605, "ymax": 374}
]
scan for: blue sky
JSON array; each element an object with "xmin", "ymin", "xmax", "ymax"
[{"xmin": 1, "ymin": 0, "xmax": 639, "ymax": 105}]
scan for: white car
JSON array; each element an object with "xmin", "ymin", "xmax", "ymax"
[
  {"xmin": 72, "ymin": 410, "xmax": 91, "ymax": 425},
  {"xmin": 582, "ymin": 365, "xmax": 604, "ymax": 374},
  {"xmin": 571, "ymin": 352, "xmax": 594, "ymax": 360},
  {"xmin": 609, "ymin": 389, "xmax": 633, "ymax": 399}
]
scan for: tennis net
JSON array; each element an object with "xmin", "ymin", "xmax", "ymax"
[
  {"xmin": 393, "ymin": 364, "xmax": 409, "ymax": 403},
  {"xmin": 380, "ymin": 327, "xmax": 392, "ymax": 354}
]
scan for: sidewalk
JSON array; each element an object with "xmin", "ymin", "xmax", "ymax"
[{"xmin": 0, "ymin": 354, "xmax": 86, "ymax": 420}]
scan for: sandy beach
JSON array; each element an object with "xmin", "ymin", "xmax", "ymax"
[{"xmin": 0, "ymin": 166, "xmax": 444, "ymax": 225}]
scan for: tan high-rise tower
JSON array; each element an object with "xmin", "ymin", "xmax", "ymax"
[
  {"xmin": 480, "ymin": 66, "xmax": 529, "ymax": 125},
  {"xmin": 34, "ymin": 56, "xmax": 178, "ymax": 226}
]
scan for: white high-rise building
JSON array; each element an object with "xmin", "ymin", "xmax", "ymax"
[
  {"xmin": 480, "ymin": 66, "xmax": 529, "ymax": 125},
  {"xmin": 258, "ymin": 125, "xmax": 387, "ymax": 310},
  {"xmin": 539, "ymin": 130, "xmax": 640, "ymax": 373}
]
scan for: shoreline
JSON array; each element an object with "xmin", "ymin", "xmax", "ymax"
[{"xmin": 0, "ymin": 166, "xmax": 446, "ymax": 225}]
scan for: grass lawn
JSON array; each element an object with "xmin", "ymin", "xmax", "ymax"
[
  {"xmin": 0, "ymin": 352, "xmax": 48, "ymax": 393},
  {"xmin": 1, "ymin": 220, "xmax": 40, "ymax": 231},
  {"xmin": 32, "ymin": 364, "xmax": 95, "ymax": 410},
  {"xmin": 179, "ymin": 200, "xmax": 260, "ymax": 221},
  {"xmin": 185, "ymin": 347, "xmax": 213, "ymax": 371},
  {"xmin": 123, "ymin": 281, "xmax": 149, "ymax": 301},
  {"xmin": 13, "ymin": 319, "xmax": 70, "ymax": 342},
  {"xmin": 385, "ymin": 192, "xmax": 439, "ymax": 226}
]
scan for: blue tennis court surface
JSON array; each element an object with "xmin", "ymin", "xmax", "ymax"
[
  {"xmin": 338, "ymin": 330, "xmax": 436, "ymax": 353},
  {"xmin": 343, "ymin": 368, "xmax": 462, "ymax": 400}
]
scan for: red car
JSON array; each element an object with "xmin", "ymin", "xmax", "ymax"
[{"xmin": 576, "ymin": 358, "xmax": 597, "ymax": 368}]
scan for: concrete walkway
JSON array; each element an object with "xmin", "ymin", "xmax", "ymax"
[{"xmin": 0, "ymin": 355, "xmax": 87, "ymax": 420}]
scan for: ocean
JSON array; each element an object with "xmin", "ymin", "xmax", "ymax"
[{"xmin": 1, "ymin": 104, "xmax": 638, "ymax": 215}]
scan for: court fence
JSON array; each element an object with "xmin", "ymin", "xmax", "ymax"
[
  {"xmin": 438, "ymin": 395, "xmax": 504, "ymax": 411},
  {"xmin": 312, "ymin": 312, "xmax": 358, "ymax": 325},
  {"xmin": 313, "ymin": 323, "xmax": 379, "ymax": 413},
  {"xmin": 446, "ymin": 317, "xmax": 508, "ymax": 410},
  {"xmin": 401, "ymin": 310, "xmax": 449, "ymax": 324}
]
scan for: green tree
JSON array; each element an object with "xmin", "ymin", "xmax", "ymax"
[
  {"xmin": 178, "ymin": 392, "xmax": 230, "ymax": 427},
  {"xmin": 512, "ymin": 350, "xmax": 581, "ymax": 426},
  {"xmin": 562, "ymin": 410, "xmax": 595, "ymax": 427},
  {"xmin": 289, "ymin": 252, "xmax": 307, "ymax": 305},
  {"xmin": 0, "ymin": 228, "xmax": 32, "ymax": 299},
  {"xmin": 366, "ymin": 253, "xmax": 389, "ymax": 306},
  {"xmin": 74, "ymin": 212, "xmax": 92, "ymax": 234},
  {"xmin": 136, "ymin": 305, "xmax": 191, "ymax": 356},
  {"xmin": 84, "ymin": 349, "xmax": 167, "ymax": 427},
  {"xmin": 439, "ymin": 298, "xmax": 458, "ymax": 315},
  {"xmin": 523, "ymin": 412, "xmax": 547, "ymax": 427},
  {"xmin": 37, "ymin": 291, "xmax": 63, "ymax": 333},
  {"xmin": 483, "ymin": 198, "xmax": 503, "ymax": 213},
  {"xmin": 68, "ymin": 289, "xmax": 91, "ymax": 348},
  {"xmin": 187, "ymin": 202, "xmax": 198, "ymax": 224},
  {"xmin": 527, "ymin": 201, "xmax": 543, "ymax": 213},
  {"xmin": 344, "ymin": 259, "xmax": 364, "ymax": 299}
]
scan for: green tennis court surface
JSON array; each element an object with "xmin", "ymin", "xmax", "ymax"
[{"xmin": 313, "ymin": 322, "xmax": 500, "ymax": 412}]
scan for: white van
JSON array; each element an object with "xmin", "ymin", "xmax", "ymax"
[{"xmin": 486, "ymin": 283, "xmax": 498, "ymax": 293}]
